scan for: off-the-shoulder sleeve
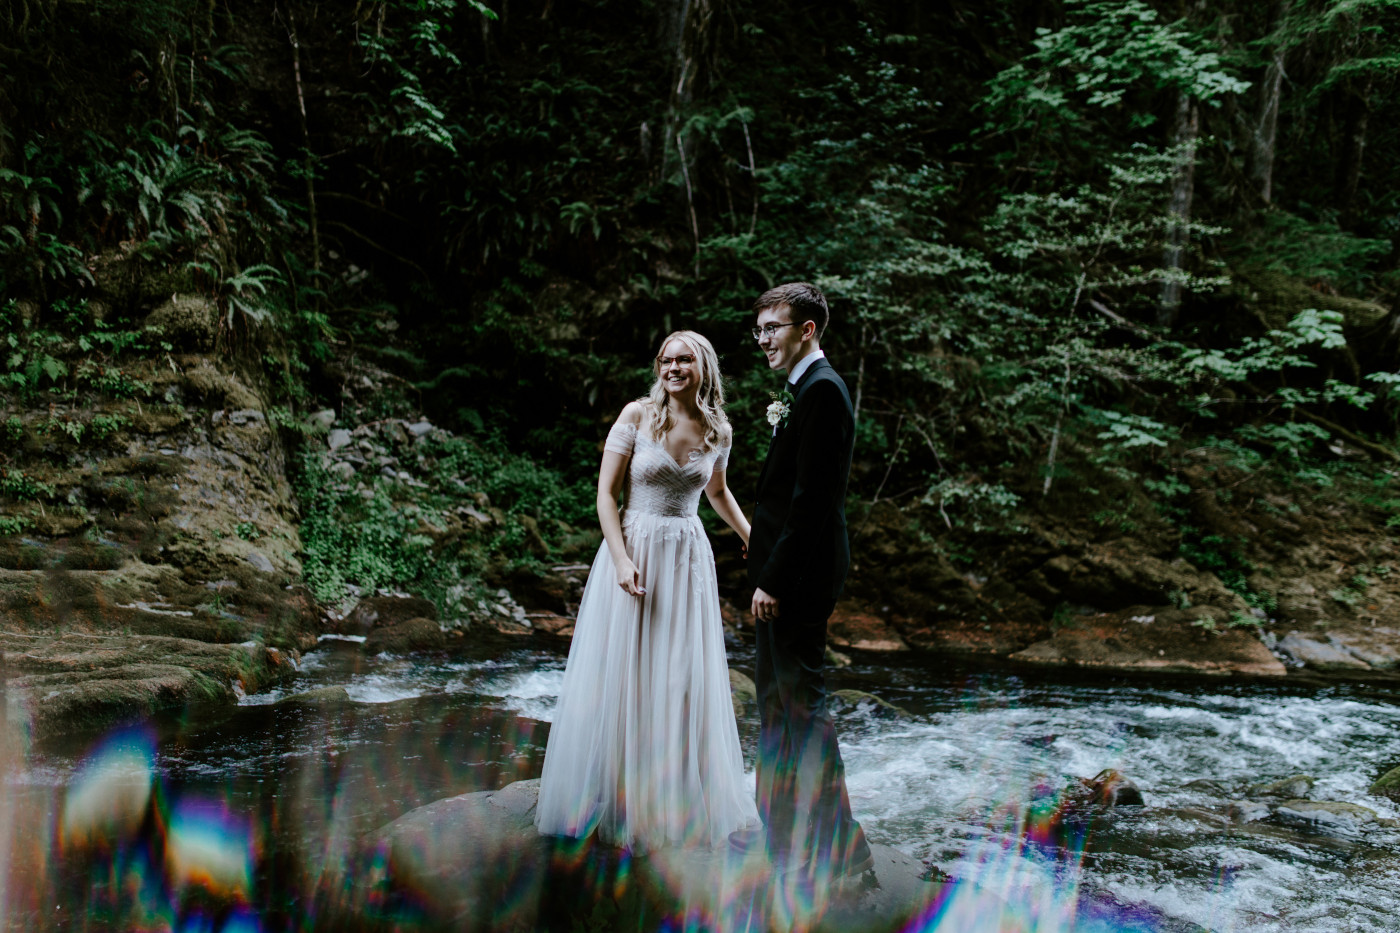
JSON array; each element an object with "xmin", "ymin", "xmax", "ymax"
[
  {"xmin": 714, "ymin": 442, "xmax": 731, "ymax": 473},
  {"xmin": 603, "ymin": 421, "xmax": 638, "ymax": 457}
]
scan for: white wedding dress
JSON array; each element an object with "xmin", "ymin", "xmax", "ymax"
[{"xmin": 535, "ymin": 420, "xmax": 759, "ymax": 850}]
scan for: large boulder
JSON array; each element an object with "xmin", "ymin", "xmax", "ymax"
[
  {"xmin": 0, "ymin": 633, "xmax": 293, "ymax": 737},
  {"xmin": 341, "ymin": 594, "xmax": 437, "ymax": 635},
  {"xmin": 363, "ymin": 617, "xmax": 446, "ymax": 654},
  {"xmin": 358, "ymin": 779, "xmax": 948, "ymax": 933},
  {"xmin": 1248, "ymin": 774, "xmax": 1315, "ymax": 798},
  {"xmin": 827, "ymin": 601, "xmax": 909, "ymax": 652},
  {"xmin": 144, "ymin": 295, "xmax": 218, "ymax": 351},
  {"xmin": 1276, "ymin": 633, "xmax": 1371, "ymax": 671},
  {"xmin": 1009, "ymin": 609, "xmax": 1286, "ymax": 677}
]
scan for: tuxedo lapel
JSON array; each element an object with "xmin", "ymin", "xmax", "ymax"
[{"xmin": 755, "ymin": 357, "xmax": 831, "ymax": 497}]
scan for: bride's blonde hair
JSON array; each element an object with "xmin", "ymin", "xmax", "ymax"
[{"xmin": 642, "ymin": 330, "xmax": 731, "ymax": 451}]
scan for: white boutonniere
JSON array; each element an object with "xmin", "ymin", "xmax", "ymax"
[{"xmin": 766, "ymin": 389, "xmax": 794, "ymax": 433}]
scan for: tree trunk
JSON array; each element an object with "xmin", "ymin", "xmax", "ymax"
[
  {"xmin": 1250, "ymin": 51, "xmax": 1285, "ymax": 204},
  {"xmin": 286, "ymin": 8, "xmax": 321, "ymax": 273},
  {"xmin": 660, "ymin": 0, "xmax": 719, "ymax": 262},
  {"xmin": 1248, "ymin": 0, "xmax": 1288, "ymax": 205},
  {"xmin": 1158, "ymin": 93, "xmax": 1199, "ymax": 330},
  {"xmin": 1335, "ymin": 78, "xmax": 1372, "ymax": 231}
]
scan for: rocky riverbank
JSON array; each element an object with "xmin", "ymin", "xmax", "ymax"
[{"xmin": 5, "ymin": 268, "xmax": 1400, "ymax": 746}]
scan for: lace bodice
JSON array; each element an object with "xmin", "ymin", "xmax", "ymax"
[{"xmin": 604, "ymin": 421, "xmax": 727, "ymax": 518}]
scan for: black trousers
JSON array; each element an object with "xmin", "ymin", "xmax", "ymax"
[{"xmin": 753, "ymin": 601, "xmax": 870, "ymax": 870}]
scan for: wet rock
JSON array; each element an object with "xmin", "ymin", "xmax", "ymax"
[
  {"xmin": 1076, "ymin": 768, "xmax": 1144, "ymax": 807},
  {"xmin": 825, "ymin": 645, "xmax": 853, "ymax": 668},
  {"xmin": 1369, "ymin": 765, "xmax": 1400, "ymax": 800},
  {"xmin": 1276, "ymin": 633, "xmax": 1370, "ymax": 671},
  {"xmin": 828, "ymin": 601, "xmax": 909, "ymax": 652},
  {"xmin": 276, "ymin": 686, "xmax": 352, "ymax": 706},
  {"xmin": 361, "ymin": 778, "xmax": 948, "ymax": 933},
  {"xmin": 729, "ymin": 668, "xmax": 757, "ymax": 718},
  {"xmin": 1009, "ymin": 610, "xmax": 1285, "ymax": 677},
  {"xmin": 527, "ymin": 613, "xmax": 575, "ymax": 637},
  {"xmin": 829, "ymin": 689, "xmax": 914, "ymax": 720},
  {"xmin": 363, "ymin": 617, "xmax": 446, "ymax": 654},
  {"xmin": 1225, "ymin": 801, "xmax": 1271, "ymax": 823},
  {"xmin": 361, "ymin": 780, "xmax": 550, "ymax": 931},
  {"xmin": 327, "ymin": 428, "xmax": 353, "ymax": 451},
  {"xmin": 1, "ymin": 633, "xmax": 290, "ymax": 738},
  {"xmin": 1328, "ymin": 635, "xmax": 1398, "ymax": 671},
  {"xmin": 1273, "ymin": 799, "xmax": 1378, "ymax": 832},
  {"xmin": 1248, "ymin": 774, "xmax": 1315, "ymax": 798},
  {"xmin": 342, "ymin": 594, "xmax": 437, "ymax": 635}
]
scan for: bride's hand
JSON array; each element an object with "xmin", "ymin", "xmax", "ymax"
[{"xmin": 616, "ymin": 559, "xmax": 645, "ymax": 596}]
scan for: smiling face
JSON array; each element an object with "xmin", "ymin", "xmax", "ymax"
[
  {"xmin": 756, "ymin": 304, "xmax": 813, "ymax": 374},
  {"xmin": 657, "ymin": 337, "xmax": 700, "ymax": 398}
]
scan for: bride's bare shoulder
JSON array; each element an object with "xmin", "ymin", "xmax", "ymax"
[{"xmin": 617, "ymin": 400, "xmax": 647, "ymax": 425}]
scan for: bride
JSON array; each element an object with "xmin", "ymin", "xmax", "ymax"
[{"xmin": 535, "ymin": 330, "xmax": 760, "ymax": 850}]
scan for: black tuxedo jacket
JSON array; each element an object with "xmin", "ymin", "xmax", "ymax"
[{"xmin": 747, "ymin": 357, "xmax": 855, "ymax": 607}]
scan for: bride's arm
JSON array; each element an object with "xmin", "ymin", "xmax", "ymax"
[
  {"xmin": 704, "ymin": 467, "xmax": 751, "ymax": 547},
  {"xmin": 599, "ymin": 403, "xmax": 645, "ymax": 596}
]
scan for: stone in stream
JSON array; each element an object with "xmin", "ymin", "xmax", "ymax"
[
  {"xmin": 1248, "ymin": 774, "xmax": 1316, "ymax": 798},
  {"xmin": 1369, "ymin": 764, "xmax": 1400, "ymax": 800},
  {"xmin": 362, "ymin": 617, "xmax": 446, "ymax": 654},
  {"xmin": 1275, "ymin": 633, "xmax": 1370, "ymax": 671},
  {"xmin": 1225, "ymin": 800, "xmax": 1271, "ymax": 823},
  {"xmin": 355, "ymin": 779, "xmax": 950, "ymax": 933},
  {"xmin": 728, "ymin": 668, "xmax": 757, "ymax": 719},
  {"xmin": 1271, "ymin": 799, "xmax": 1379, "ymax": 833},
  {"xmin": 1078, "ymin": 769, "xmax": 1144, "ymax": 807},
  {"xmin": 274, "ymin": 686, "xmax": 351, "ymax": 706},
  {"xmin": 829, "ymin": 689, "xmax": 914, "ymax": 720},
  {"xmin": 341, "ymin": 594, "xmax": 437, "ymax": 635}
]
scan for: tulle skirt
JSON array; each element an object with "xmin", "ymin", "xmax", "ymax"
[{"xmin": 535, "ymin": 510, "xmax": 759, "ymax": 850}]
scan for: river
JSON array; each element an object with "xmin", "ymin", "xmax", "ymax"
[{"xmin": 3, "ymin": 639, "xmax": 1398, "ymax": 931}]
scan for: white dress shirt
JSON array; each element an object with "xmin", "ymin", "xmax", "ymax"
[{"xmin": 786, "ymin": 349, "xmax": 826, "ymax": 387}]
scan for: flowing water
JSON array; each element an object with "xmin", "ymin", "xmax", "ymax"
[{"xmin": 3, "ymin": 639, "xmax": 1399, "ymax": 932}]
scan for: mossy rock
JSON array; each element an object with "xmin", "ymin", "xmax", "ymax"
[
  {"xmin": 145, "ymin": 294, "xmax": 218, "ymax": 352},
  {"xmin": 363, "ymin": 617, "xmax": 447, "ymax": 654},
  {"xmin": 1370, "ymin": 765, "xmax": 1400, "ymax": 800},
  {"xmin": 1248, "ymin": 774, "xmax": 1316, "ymax": 798},
  {"xmin": 729, "ymin": 668, "xmax": 757, "ymax": 718},
  {"xmin": 830, "ymin": 688, "xmax": 913, "ymax": 719},
  {"xmin": 178, "ymin": 358, "xmax": 262, "ymax": 410},
  {"xmin": 276, "ymin": 686, "xmax": 352, "ymax": 706}
]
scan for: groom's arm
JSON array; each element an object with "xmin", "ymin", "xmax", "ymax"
[{"xmin": 754, "ymin": 377, "xmax": 853, "ymax": 602}]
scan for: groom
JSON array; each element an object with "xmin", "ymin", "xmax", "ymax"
[{"xmin": 740, "ymin": 282, "xmax": 873, "ymax": 879}]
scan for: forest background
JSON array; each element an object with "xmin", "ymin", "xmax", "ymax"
[{"xmin": 4, "ymin": 0, "xmax": 1400, "ymax": 646}]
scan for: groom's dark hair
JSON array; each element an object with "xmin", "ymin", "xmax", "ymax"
[{"xmin": 754, "ymin": 282, "xmax": 829, "ymax": 341}]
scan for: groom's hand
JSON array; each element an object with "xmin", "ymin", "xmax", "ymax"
[{"xmin": 751, "ymin": 587, "xmax": 780, "ymax": 621}]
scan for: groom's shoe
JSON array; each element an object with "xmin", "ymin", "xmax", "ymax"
[
  {"xmin": 837, "ymin": 851, "xmax": 875, "ymax": 878},
  {"xmin": 728, "ymin": 826, "xmax": 766, "ymax": 855}
]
